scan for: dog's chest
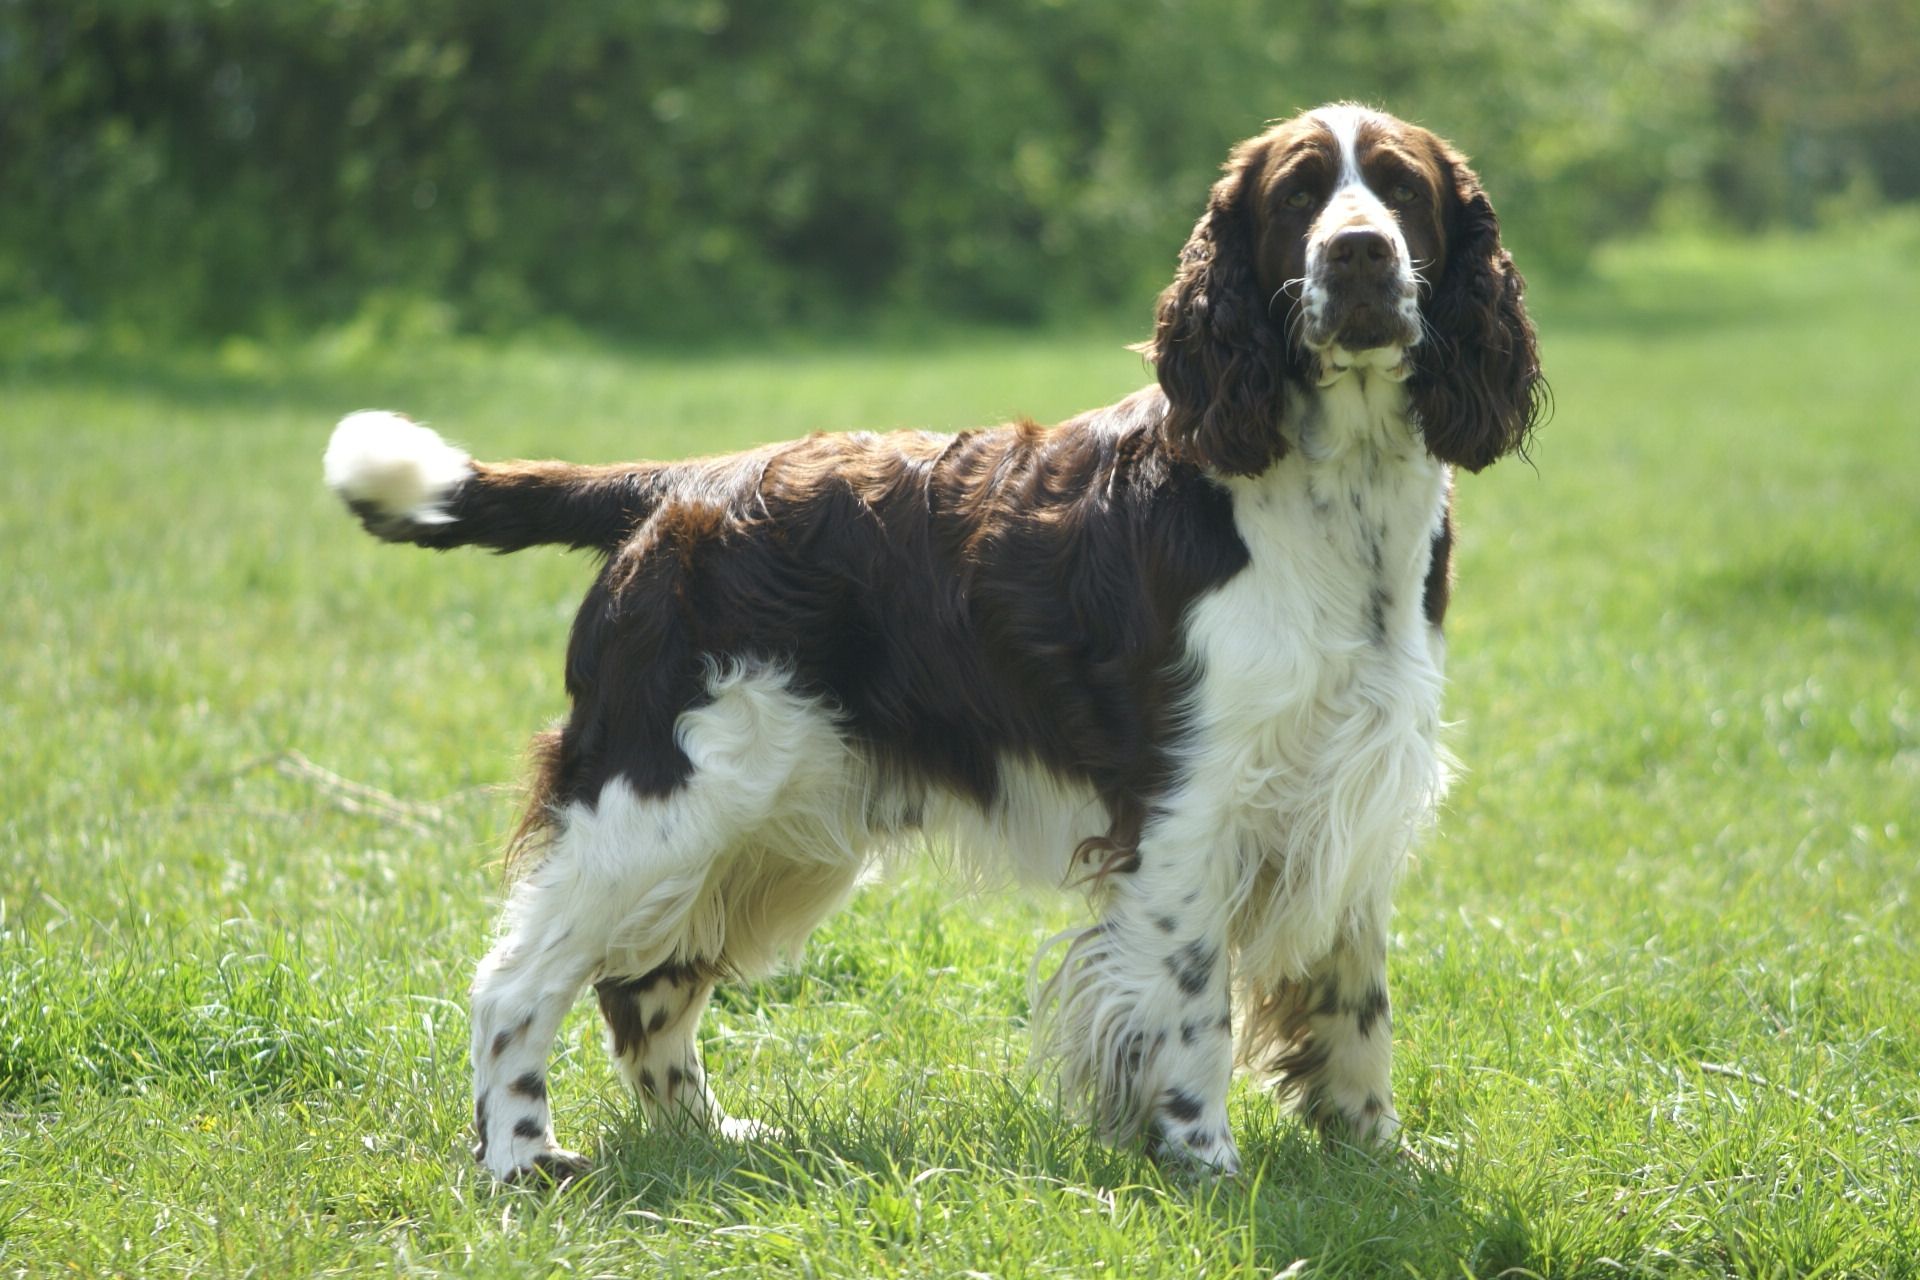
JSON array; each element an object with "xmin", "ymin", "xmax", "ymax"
[
  {"xmin": 1174, "ymin": 392, "xmax": 1450, "ymax": 958},
  {"xmin": 1192, "ymin": 448, "xmax": 1444, "ymax": 745}
]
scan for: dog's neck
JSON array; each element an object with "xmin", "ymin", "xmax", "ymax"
[
  {"xmin": 1289, "ymin": 355, "xmax": 1421, "ymax": 465},
  {"xmin": 1221, "ymin": 364, "xmax": 1445, "ymax": 650}
]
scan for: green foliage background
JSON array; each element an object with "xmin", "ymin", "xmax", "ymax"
[{"xmin": 3, "ymin": 0, "xmax": 1917, "ymax": 337}]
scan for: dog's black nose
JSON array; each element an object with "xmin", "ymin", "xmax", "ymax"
[{"xmin": 1327, "ymin": 228, "xmax": 1393, "ymax": 272}]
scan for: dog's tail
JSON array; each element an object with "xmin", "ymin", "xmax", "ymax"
[{"xmin": 323, "ymin": 411, "xmax": 663, "ymax": 555}]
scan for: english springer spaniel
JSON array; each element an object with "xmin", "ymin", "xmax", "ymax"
[{"xmin": 324, "ymin": 103, "xmax": 1544, "ymax": 1183}]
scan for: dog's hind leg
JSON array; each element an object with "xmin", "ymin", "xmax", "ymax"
[
  {"xmin": 471, "ymin": 661, "xmax": 859, "ymax": 1180},
  {"xmin": 467, "ymin": 837, "xmax": 617, "ymax": 1182},
  {"xmin": 469, "ymin": 778, "xmax": 721, "ymax": 1183},
  {"xmin": 593, "ymin": 960, "xmax": 773, "ymax": 1141},
  {"xmin": 469, "ymin": 781, "xmax": 765, "ymax": 1181},
  {"xmin": 596, "ymin": 854, "xmax": 862, "ymax": 1141},
  {"xmin": 593, "ymin": 961, "xmax": 731, "ymax": 1128},
  {"xmin": 467, "ymin": 777, "xmax": 747, "ymax": 1181}
]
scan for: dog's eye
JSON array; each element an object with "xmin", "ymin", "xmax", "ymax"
[
  {"xmin": 1284, "ymin": 189, "xmax": 1314, "ymax": 210},
  {"xmin": 1388, "ymin": 182, "xmax": 1419, "ymax": 205}
]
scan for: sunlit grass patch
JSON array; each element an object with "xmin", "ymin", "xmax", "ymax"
[{"xmin": 1, "ymin": 224, "xmax": 1915, "ymax": 1276}]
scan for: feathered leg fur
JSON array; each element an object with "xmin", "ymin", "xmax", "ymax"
[{"xmin": 1033, "ymin": 849, "xmax": 1242, "ymax": 1174}]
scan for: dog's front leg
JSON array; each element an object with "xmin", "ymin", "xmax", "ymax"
[
  {"xmin": 1241, "ymin": 905, "xmax": 1399, "ymax": 1146},
  {"xmin": 1033, "ymin": 862, "xmax": 1240, "ymax": 1174}
]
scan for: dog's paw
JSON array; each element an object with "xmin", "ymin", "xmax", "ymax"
[
  {"xmin": 501, "ymin": 1146, "xmax": 592, "ymax": 1188},
  {"xmin": 1304, "ymin": 1095, "xmax": 1401, "ymax": 1152},
  {"xmin": 1151, "ymin": 1123, "xmax": 1243, "ymax": 1177},
  {"xmin": 716, "ymin": 1115, "xmax": 783, "ymax": 1144}
]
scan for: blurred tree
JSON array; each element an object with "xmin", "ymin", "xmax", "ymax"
[
  {"xmin": 1711, "ymin": 0, "xmax": 1920, "ymax": 223},
  {"xmin": 0, "ymin": 0, "xmax": 1907, "ymax": 338}
]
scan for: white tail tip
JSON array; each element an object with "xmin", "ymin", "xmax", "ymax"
[{"xmin": 323, "ymin": 411, "xmax": 472, "ymax": 525}]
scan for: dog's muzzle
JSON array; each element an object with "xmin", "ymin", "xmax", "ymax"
[{"xmin": 1304, "ymin": 226, "xmax": 1421, "ymax": 361}]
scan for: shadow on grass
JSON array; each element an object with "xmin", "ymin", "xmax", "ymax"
[{"xmin": 525, "ymin": 1085, "xmax": 1528, "ymax": 1277}]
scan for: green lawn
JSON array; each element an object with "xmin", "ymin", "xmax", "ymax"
[{"xmin": 3, "ymin": 220, "xmax": 1917, "ymax": 1278}]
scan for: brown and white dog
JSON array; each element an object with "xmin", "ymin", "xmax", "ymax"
[{"xmin": 324, "ymin": 103, "xmax": 1543, "ymax": 1182}]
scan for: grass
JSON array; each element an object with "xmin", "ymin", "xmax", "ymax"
[{"xmin": 2, "ymin": 217, "xmax": 1917, "ymax": 1277}]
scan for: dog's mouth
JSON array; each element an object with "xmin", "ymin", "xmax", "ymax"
[
  {"xmin": 1311, "ymin": 340, "xmax": 1411, "ymax": 385},
  {"xmin": 1309, "ymin": 292, "xmax": 1418, "ymax": 346},
  {"xmin": 1303, "ymin": 290, "xmax": 1420, "ymax": 383}
]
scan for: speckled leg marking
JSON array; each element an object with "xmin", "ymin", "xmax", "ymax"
[
  {"xmin": 1034, "ymin": 871, "xmax": 1241, "ymax": 1175},
  {"xmin": 594, "ymin": 959, "xmax": 773, "ymax": 1142},
  {"xmin": 468, "ymin": 916, "xmax": 597, "ymax": 1184},
  {"xmin": 1245, "ymin": 916, "xmax": 1398, "ymax": 1145}
]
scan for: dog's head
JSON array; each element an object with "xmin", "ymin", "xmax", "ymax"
[{"xmin": 1148, "ymin": 103, "xmax": 1545, "ymax": 474}]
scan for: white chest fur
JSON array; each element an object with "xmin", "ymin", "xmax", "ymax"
[{"xmin": 1166, "ymin": 374, "xmax": 1451, "ymax": 978}]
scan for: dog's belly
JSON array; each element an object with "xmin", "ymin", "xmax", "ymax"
[{"xmin": 916, "ymin": 759, "xmax": 1109, "ymax": 888}]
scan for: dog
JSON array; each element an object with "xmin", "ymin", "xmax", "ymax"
[{"xmin": 324, "ymin": 102, "xmax": 1543, "ymax": 1182}]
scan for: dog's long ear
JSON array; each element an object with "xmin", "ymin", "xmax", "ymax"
[
  {"xmin": 1409, "ymin": 148, "xmax": 1547, "ymax": 471},
  {"xmin": 1147, "ymin": 141, "xmax": 1295, "ymax": 477}
]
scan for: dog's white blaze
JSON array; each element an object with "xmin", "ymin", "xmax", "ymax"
[
  {"xmin": 1303, "ymin": 104, "xmax": 1424, "ymax": 371},
  {"xmin": 1318, "ymin": 103, "xmax": 1370, "ymax": 189},
  {"xmin": 323, "ymin": 411, "xmax": 472, "ymax": 524},
  {"xmin": 1314, "ymin": 103, "xmax": 1404, "ymax": 248}
]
